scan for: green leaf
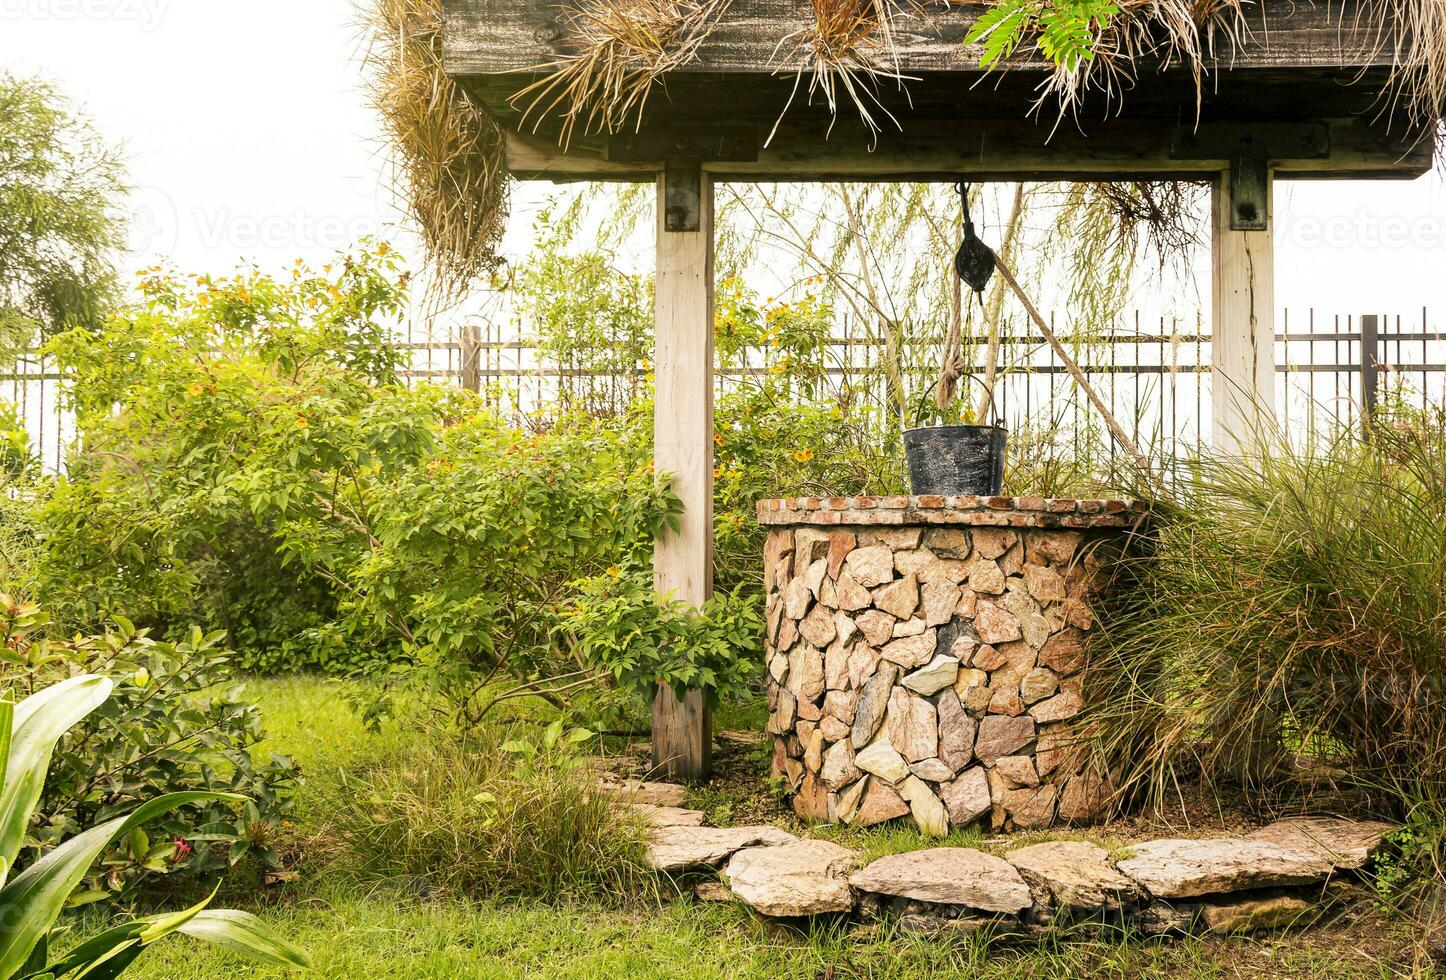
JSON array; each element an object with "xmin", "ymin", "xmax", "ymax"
[
  {"xmin": 0, "ymin": 791, "xmax": 244, "ymax": 977},
  {"xmin": 0, "ymin": 676, "xmax": 113, "ymax": 883},
  {"xmin": 175, "ymin": 910, "xmax": 312, "ymax": 969}
]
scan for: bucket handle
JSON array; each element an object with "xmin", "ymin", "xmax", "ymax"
[{"xmin": 911, "ymin": 373, "xmax": 1004, "ymax": 430}]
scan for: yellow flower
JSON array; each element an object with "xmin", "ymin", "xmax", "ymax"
[
  {"xmin": 187, "ymin": 383, "xmax": 204, "ymax": 396},
  {"xmin": 793, "ymin": 449, "xmax": 815, "ymax": 463},
  {"xmin": 294, "ymin": 417, "xmax": 309, "ymax": 430},
  {"xmin": 132, "ymin": 667, "xmax": 150, "ymax": 687}
]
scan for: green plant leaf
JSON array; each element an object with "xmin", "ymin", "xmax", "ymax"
[
  {"xmin": 0, "ymin": 675, "xmax": 113, "ymax": 883},
  {"xmin": 174, "ymin": 910, "xmax": 312, "ymax": 969},
  {"xmin": 0, "ymin": 791, "xmax": 244, "ymax": 977}
]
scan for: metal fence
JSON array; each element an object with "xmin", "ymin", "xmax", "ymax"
[{"xmin": 4, "ymin": 308, "xmax": 1442, "ymax": 473}]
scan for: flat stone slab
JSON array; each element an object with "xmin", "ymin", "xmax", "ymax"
[
  {"xmin": 1006, "ymin": 841, "xmax": 1145, "ymax": 913},
  {"xmin": 849, "ymin": 847, "xmax": 1033, "ymax": 913},
  {"xmin": 632, "ymin": 803, "xmax": 707, "ymax": 828},
  {"xmin": 646, "ymin": 825, "xmax": 798, "ymax": 872},
  {"xmin": 1244, "ymin": 817, "xmax": 1396, "ymax": 871},
  {"xmin": 600, "ymin": 780, "xmax": 688, "ymax": 808},
  {"xmin": 724, "ymin": 839, "xmax": 860, "ymax": 917},
  {"xmin": 1115, "ymin": 838, "xmax": 1335, "ymax": 899}
]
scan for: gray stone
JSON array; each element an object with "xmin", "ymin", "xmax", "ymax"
[
  {"xmin": 874, "ymin": 574, "xmax": 921, "ymax": 619},
  {"xmin": 936, "ymin": 688, "xmax": 977, "ymax": 772},
  {"xmin": 1005, "ymin": 841, "xmax": 1144, "ymax": 913},
  {"xmin": 853, "ymin": 777, "xmax": 912, "ymax": 826},
  {"xmin": 783, "ymin": 577, "xmax": 813, "ymax": 620},
  {"xmin": 850, "ymin": 665, "xmax": 898, "ymax": 747},
  {"xmin": 855, "ymin": 609, "xmax": 896, "ymax": 648},
  {"xmin": 881, "ymin": 630, "xmax": 938, "ymax": 670},
  {"xmin": 994, "ymin": 755, "xmax": 1039, "ymax": 788},
  {"xmin": 887, "ymin": 689, "xmax": 939, "ymax": 763},
  {"xmin": 1116, "ymin": 839, "xmax": 1335, "ymax": 899},
  {"xmin": 803, "ymin": 728, "xmax": 825, "ymax": 772},
  {"xmin": 1038, "ymin": 629, "xmax": 1086, "ymax": 675},
  {"xmin": 1002, "ymin": 784, "xmax": 1058, "ymax": 828},
  {"xmin": 645, "ymin": 825, "xmax": 798, "ymax": 871},
  {"xmin": 836, "ymin": 775, "xmax": 870, "ymax": 824},
  {"xmin": 846, "ymin": 644, "xmax": 881, "ymax": 689},
  {"xmin": 802, "ymin": 557, "xmax": 829, "ymax": 596},
  {"xmin": 891, "ymin": 617, "xmax": 928, "ymax": 638},
  {"xmin": 850, "ymin": 848, "xmax": 1033, "ymax": 913},
  {"xmin": 976, "ymin": 602, "xmax": 1023, "ymax": 645},
  {"xmin": 969, "ymin": 559, "xmax": 1007, "ymax": 595},
  {"xmin": 1243, "ymin": 817, "xmax": 1397, "ymax": 871},
  {"xmin": 818, "ymin": 715, "xmax": 851, "ymax": 742},
  {"xmin": 787, "ymin": 645, "xmax": 826, "ymax": 702},
  {"xmin": 1020, "ymin": 667, "xmax": 1060, "ymax": 704},
  {"xmin": 1024, "ymin": 564, "xmax": 1067, "ymax": 603},
  {"xmin": 940, "ymin": 767, "xmax": 992, "ymax": 827},
  {"xmin": 835, "ymin": 572, "xmax": 873, "ymax": 611},
  {"xmin": 974, "ymin": 715, "xmax": 1036, "ymax": 765},
  {"xmin": 972, "ymin": 528, "xmax": 1018, "ymax": 560},
  {"xmin": 724, "ymin": 840, "xmax": 859, "ymax": 917},
  {"xmin": 823, "ymin": 689, "xmax": 858, "ymax": 725},
  {"xmin": 631, "ymin": 804, "xmax": 707, "ymax": 828},
  {"xmin": 856, "ymin": 739, "xmax": 910, "ymax": 783},
  {"xmin": 821, "ymin": 739, "xmax": 861, "ymax": 789},
  {"xmin": 799, "ymin": 605, "xmax": 837, "ymax": 648},
  {"xmin": 1030, "ymin": 691, "xmax": 1083, "ymax": 723},
  {"xmin": 922, "ymin": 527, "xmax": 972, "ymax": 559},
  {"xmin": 601, "ymin": 779, "xmax": 688, "ymax": 807},
  {"xmin": 1028, "ymin": 530, "xmax": 1081, "ymax": 565},
  {"xmin": 845, "ymin": 545, "xmax": 895, "ymax": 588},
  {"xmin": 908, "ymin": 758, "xmax": 956, "ymax": 782},
  {"xmin": 898, "ymin": 774, "xmax": 950, "ymax": 836},
  {"xmin": 901, "ymin": 655, "xmax": 961, "ymax": 696},
  {"xmin": 922, "ymin": 582, "xmax": 963, "ymax": 627},
  {"xmin": 1201, "ymin": 894, "xmax": 1313, "ymax": 934}
]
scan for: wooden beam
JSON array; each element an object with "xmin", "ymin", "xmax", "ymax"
[
  {"xmin": 652, "ymin": 164, "xmax": 715, "ymax": 782},
  {"xmin": 504, "ymin": 118, "xmax": 1431, "ymax": 183},
  {"xmin": 443, "ymin": 0, "xmax": 1399, "ymax": 76},
  {"xmin": 1211, "ymin": 170, "xmax": 1276, "ymax": 453}
]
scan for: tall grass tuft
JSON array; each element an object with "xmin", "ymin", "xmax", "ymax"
[
  {"xmin": 1092, "ymin": 405, "xmax": 1446, "ymax": 825},
  {"xmin": 327, "ymin": 735, "xmax": 650, "ymax": 902}
]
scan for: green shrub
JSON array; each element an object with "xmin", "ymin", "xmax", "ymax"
[
  {"xmin": 326, "ymin": 728, "xmax": 647, "ymax": 902},
  {"xmin": 1093, "ymin": 406, "xmax": 1446, "ymax": 819},
  {"xmin": 1, "ymin": 596, "xmax": 299, "ymax": 903},
  {"xmin": 563, "ymin": 566, "xmax": 763, "ymax": 709},
  {"xmin": 0, "ymin": 673, "xmax": 309, "ymax": 976}
]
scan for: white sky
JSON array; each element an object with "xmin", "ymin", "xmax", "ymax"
[{"xmin": 2, "ymin": 0, "xmax": 1444, "ymax": 327}]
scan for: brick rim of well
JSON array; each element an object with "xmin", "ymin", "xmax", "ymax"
[{"xmin": 757, "ymin": 497, "xmax": 1148, "ymax": 528}]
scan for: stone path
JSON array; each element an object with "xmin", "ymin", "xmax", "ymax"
[{"xmin": 622, "ymin": 787, "xmax": 1395, "ymax": 939}]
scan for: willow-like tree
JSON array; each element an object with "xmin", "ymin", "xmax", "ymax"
[{"xmin": 0, "ymin": 74, "xmax": 127, "ymax": 357}]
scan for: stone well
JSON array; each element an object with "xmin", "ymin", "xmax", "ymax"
[{"xmin": 757, "ymin": 495, "xmax": 1147, "ymax": 834}]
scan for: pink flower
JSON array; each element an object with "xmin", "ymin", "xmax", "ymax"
[{"xmin": 173, "ymin": 838, "xmax": 193, "ymax": 862}]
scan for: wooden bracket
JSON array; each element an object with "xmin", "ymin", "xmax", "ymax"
[
  {"xmin": 662, "ymin": 161, "xmax": 703, "ymax": 233},
  {"xmin": 611, "ymin": 126, "xmax": 756, "ymax": 233},
  {"xmin": 1171, "ymin": 123, "xmax": 1328, "ymax": 231}
]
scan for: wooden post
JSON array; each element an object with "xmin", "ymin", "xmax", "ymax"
[
  {"xmin": 460, "ymin": 324, "xmax": 482, "ymax": 393},
  {"xmin": 1210, "ymin": 170, "xmax": 1276, "ymax": 453},
  {"xmin": 651, "ymin": 164, "xmax": 714, "ymax": 782}
]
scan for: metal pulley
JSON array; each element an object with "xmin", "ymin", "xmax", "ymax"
[{"xmin": 953, "ymin": 181, "xmax": 996, "ymax": 296}]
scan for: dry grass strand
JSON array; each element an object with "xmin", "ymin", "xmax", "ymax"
[
  {"xmin": 363, "ymin": 0, "xmax": 510, "ymax": 300},
  {"xmin": 515, "ymin": 0, "xmax": 731, "ymax": 147}
]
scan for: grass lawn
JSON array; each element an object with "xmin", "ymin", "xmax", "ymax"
[{"xmin": 105, "ymin": 677, "xmax": 1421, "ymax": 979}]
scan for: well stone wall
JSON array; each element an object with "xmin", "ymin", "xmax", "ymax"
[{"xmin": 757, "ymin": 495, "xmax": 1145, "ymax": 834}]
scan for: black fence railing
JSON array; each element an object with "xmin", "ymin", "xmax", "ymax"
[{"xmin": 5, "ymin": 309, "xmax": 1442, "ymax": 473}]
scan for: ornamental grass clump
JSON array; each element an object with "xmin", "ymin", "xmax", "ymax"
[
  {"xmin": 327, "ymin": 732, "xmax": 650, "ymax": 902},
  {"xmin": 1092, "ymin": 405, "xmax": 1446, "ymax": 829}
]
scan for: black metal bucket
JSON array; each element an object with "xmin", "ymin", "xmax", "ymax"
[{"xmin": 903, "ymin": 425, "xmax": 1008, "ymax": 497}]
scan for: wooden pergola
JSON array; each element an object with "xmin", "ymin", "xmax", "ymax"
[{"xmin": 440, "ymin": 0, "xmax": 1433, "ymax": 781}]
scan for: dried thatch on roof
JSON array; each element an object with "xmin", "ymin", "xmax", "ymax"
[{"xmin": 363, "ymin": 0, "xmax": 510, "ymax": 299}]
